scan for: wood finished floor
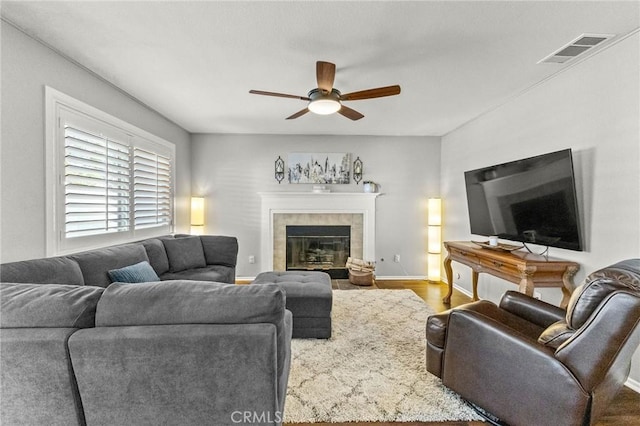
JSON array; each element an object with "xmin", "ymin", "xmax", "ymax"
[{"xmin": 283, "ymin": 279, "xmax": 640, "ymax": 426}]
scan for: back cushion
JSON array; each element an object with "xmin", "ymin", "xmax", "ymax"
[
  {"xmin": 0, "ymin": 282, "xmax": 104, "ymax": 328},
  {"xmin": 587, "ymin": 259, "xmax": 640, "ymax": 291},
  {"xmin": 0, "ymin": 256, "xmax": 84, "ymax": 286},
  {"xmin": 200, "ymin": 236, "xmax": 238, "ymax": 267},
  {"xmin": 141, "ymin": 238, "xmax": 171, "ymax": 275},
  {"xmin": 162, "ymin": 236, "xmax": 206, "ymax": 272},
  {"xmin": 71, "ymin": 244, "xmax": 149, "ymax": 288},
  {"xmin": 566, "ymin": 260, "xmax": 640, "ymax": 329}
]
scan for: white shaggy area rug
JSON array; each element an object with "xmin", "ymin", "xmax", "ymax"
[{"xmin": 284, "ymin": 289, "xmax": 483, "ymax": 423}]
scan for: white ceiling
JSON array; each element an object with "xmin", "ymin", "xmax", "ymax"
[{"xmin": 2, "ymin": 1, "xmax": 638, "ymax": 136}]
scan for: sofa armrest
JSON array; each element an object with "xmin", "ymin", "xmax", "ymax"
[
  {"xmin": 442, "ymin": 309, "xmax": 588, "ymax": 426},
  {"xmin": 499, "ymin": 290, "xmax": 566, "ymax": 328}
]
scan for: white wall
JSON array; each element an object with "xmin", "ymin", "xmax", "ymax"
[
  {"xmin": 0, "ymin": 22, "xmax": 192, "ymax": 262},
  {"xmin": 191, "ymin": 134, "xmax": 440, "ymax": 278},
  {"xmin": 441, "ymin": 33, "xmax": 640, "ymax": 384}
]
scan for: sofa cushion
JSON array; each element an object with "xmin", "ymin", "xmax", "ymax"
[
  {"xmin": 0, "ymin": 282, "xmax": 104, "ymax": 328},
  {"xmin": 96, "ymin": 280, "xmax": 285, "ymax": 327},
  {"xmin": 160, "ymin": 265, "xmax": 234, "ymax": 284},
  {"xmin": 162, "ymin": 236, "xmax": 206, "ymax": 272},
  {"xmin": 71, "ymin": 244, "xmax": 149, "ymax": 288},
  {"xmin": 0, "ymin": 256, "xmax": 84, "ymax": 286},
  {"xmin": 141, "ymin": 238, "xmax": 171, "ymax": 275},
  {"xmin": 108, "ymin": 261, "xmax": 160, "ymax": 284}
]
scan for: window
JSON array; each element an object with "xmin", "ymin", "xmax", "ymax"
[
  {"xmin": 46, "ymin": 87, "xmax": 175, "ymax": 255},
  {"xmin": 133, "ymin": 147, "xmax": 172, "ymax": 229}
]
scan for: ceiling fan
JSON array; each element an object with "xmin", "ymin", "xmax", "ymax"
[{"xmin": 249, "ymin": 61, "xmax": 401, "ymax": 121}]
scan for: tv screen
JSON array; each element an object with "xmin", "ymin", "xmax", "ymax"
[{"xmin": 464, "ymin": 149, "xmax": 583, "ymax": 251}]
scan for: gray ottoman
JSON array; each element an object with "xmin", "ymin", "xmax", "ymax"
[{"xmin": 252, "ymin": 271, "xmax": 332, "ymax": 338}]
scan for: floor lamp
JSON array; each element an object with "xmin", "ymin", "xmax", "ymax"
[{"xmin": 427, "ymin": 198, "xmax": 442, "ymax": 282}]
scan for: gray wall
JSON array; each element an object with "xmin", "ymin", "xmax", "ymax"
[
  {"xmin": 441, "ymin": 33, "xmax": 640, "ymax": 384},
  {"xmin": 190, "ymin": 134, "xmax": 441, "ymax": 278},
  {"xmin": 0, "ymin": 22, "xmax": 192, "ymax": 262}
]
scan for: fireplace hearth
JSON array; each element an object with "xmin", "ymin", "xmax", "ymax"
[{"xmin": 286, "ymin": 225, "xmax": 350, "ymax": 278}]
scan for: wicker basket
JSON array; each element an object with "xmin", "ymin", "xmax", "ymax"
[{"xmin": 348, "ymin": 269, "xmax": 374, "ymax": 286}]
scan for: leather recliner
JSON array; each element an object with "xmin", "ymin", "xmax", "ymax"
[{"xmin": 426, "ymin": 259, "xmax": 640, "ymax": 426}]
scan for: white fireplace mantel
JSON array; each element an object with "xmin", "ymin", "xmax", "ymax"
[{"xmin": 258, "ymin": 192, "xmax": 380, "ymax": 271}]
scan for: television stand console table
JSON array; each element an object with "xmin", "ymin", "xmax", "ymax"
[{"xmin": 443, "ymin": 241, "xmax": 579, "ymax": 308}]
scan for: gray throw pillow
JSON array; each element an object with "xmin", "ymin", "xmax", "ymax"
[
  {"xmin": 108, "ymin": 261, "xmax": 160, "ymax": 283},
  {"xmin": 162, "ymin": 236, "xmax": 207, "ymax": 272}
]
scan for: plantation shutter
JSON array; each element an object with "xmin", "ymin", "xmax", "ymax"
[
  {"xmin": 133, "ymin": 147, "xmax": 172, "ymax": 229},
  {"xmin": 64, "ymin": 125, "xmax": 131, "ymax": 238}
]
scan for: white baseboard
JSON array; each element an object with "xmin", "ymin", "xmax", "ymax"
[
  {"xmin": 375, "ymin": 275, "xmax": 427, "ymax": 281},
  {"xmin": 626, "ymin": 377, "xmax": 640, "ymax": 393},
  {"xmin": 453, "ymin": 283, "xmax": 474, "ymax": 299}
]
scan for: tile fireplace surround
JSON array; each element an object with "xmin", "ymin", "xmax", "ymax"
[{"xmin": 259, "ymin": 192, "xmax": 380, "ymax": 271}]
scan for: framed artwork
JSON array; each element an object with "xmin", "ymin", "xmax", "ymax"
[{"xmin": 288, "ymin": 153, "xmax": 351, "ymax": 184}]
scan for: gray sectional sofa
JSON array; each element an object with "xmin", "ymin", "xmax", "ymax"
[
  {"xmin": 0, "ymin": 234, "xmax": 239, "ymax": 287},
  {"xmin": 0, "ymin": 234, "xmax": 292, "ymax": 426}
]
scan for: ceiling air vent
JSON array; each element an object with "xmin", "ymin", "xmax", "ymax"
[{"xmin": 538, "ymin": 34, "xmax": 614, "ymax": 64}]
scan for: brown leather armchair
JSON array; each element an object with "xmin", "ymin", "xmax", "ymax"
[{"xmin": 426, "ymin": 259, "xmax": 640, "ymax": 426}]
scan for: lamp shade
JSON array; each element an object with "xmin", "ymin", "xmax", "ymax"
[
  {"xmin": 427, "ymin": 253, "xmax": 441, "ymax": 281},
  {"xmin": 428, "ymin": 225, "xmax": 442, "ymax": 253},
  {"xmin": 190, "ymin": 197, "xmax": 205, "ymax": 226},
  {"xmin": 428, "ymin": 198, "xmax": 442, "ymax": 226},
  {"xmin": 427, "ymin": 197, "xmax": 442, "ymax": 282}
]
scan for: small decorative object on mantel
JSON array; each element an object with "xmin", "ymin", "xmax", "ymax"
[
  {"xmin": 353, "ymin": 156, "xmax": 363, "ymax": 184},
  {"xmin": 363, "ymin": 181, "xmax": 378, "ymax": 193},
  {"xmin": 274, "ymin": 156, "xmax": 285, "ymax": 184}
]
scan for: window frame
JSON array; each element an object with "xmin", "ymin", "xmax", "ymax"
[{"xmin": 45, "ymin": 87, "xmax": 176, "ymax": 256}]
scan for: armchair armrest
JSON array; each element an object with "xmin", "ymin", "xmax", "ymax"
[
  {"xmin": 442, "ymin": 309, "xmax": 589, "ymax": 426},
  {"xmin": 499, "ymin": 290, "xmax": 566, "ymax": 328}
]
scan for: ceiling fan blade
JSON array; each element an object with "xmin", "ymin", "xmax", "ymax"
[
  {"xmin": 249, "ymin": 90, "xmax": 310, "ymax": 101},
  {"xmin": 340, "ymin": 85, "xmax": 401, "ymax": 101},
  {"xmin": 316, "ymin": 61, "xmax": 336, "ymax": 93},
  {"xmin": 338, "ymin": 105, "xmax": 364, "ymax": 121},
  {"xmin": 286, "ymin": 108, "xmax": 310, "ymax": 120}
]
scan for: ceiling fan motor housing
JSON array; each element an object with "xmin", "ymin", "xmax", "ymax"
[{"xmin": 308, "ymin": 88, "xmax": 342, "ymax": 114}]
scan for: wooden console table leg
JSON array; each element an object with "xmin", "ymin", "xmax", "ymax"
[
  {"xmin": 560, "ymin": 265, "xmax": 579, "ymax": 308},
  {"xmin": 517, "ymin": 265, "xmax": 537, "ymax": 296},
  {"xmin": 443, "ymin": 255, "xmax": 453, "ymax": 304},
  {"xmin": 471, "ymin": 271, "xmax": 479, "ymax": 301}
]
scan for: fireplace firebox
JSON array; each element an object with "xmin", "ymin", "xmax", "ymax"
[{"xmin": 286, "ymin": 225, "xmax": 350, "ymax": 278}]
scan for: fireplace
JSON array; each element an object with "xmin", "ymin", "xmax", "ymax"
[
  {"xmin": 286, "ymin": 225, "xmax": 350, "ymax": 278},
  {"xmin": 258, "ymin": 192, "xmax": 380, "ymax": 272}
]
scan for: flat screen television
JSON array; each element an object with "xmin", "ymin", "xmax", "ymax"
[{"xmin": 464, "ymin": 149, "xmax": 583, "ymax": 251}]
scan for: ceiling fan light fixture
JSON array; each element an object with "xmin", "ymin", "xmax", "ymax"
[{"xmin": 308, "ymin": 88, "xmax": 341, "ymax": 115}]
